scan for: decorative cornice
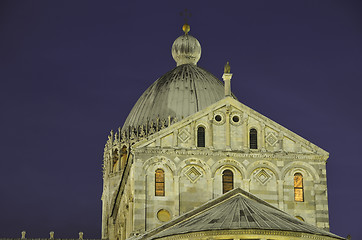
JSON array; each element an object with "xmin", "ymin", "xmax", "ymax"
[
  {"xmin": 133, "ymin": 148, "xmax": 326, "ymax": 161},
  {"xmin": 156, "ymin": 229, "xmax": 343, "ymax": 240}
]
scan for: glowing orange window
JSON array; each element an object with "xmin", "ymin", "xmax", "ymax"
[
  {"xmin": 294, "ymin": 173, "xmax": 304, "ymax": 202},
  {"xmin": 155, "ymin": 169, "xmax": 165, "ymax": 196}
]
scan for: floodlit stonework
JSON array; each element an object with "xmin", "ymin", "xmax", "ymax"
[{"xmin": 101, "ymin": 24, "xmax": 344, "ymax": 240}]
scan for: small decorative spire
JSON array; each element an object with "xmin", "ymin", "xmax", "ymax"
[
  {"xmin": 49, "ymin": 231, "xmax": 54, "ymax": 239},
  {"xmin": 224, "ymin": 61, "xmax": 231, "ymax": 73},
  {"xmin": 222, "ymin": 61, "xmax": 233, "ymax": 97},
  {"xmin": 79, "ymin": 232, "xmax": 84, "ymax": 240},
  {"xmin": 21, "ymin": 231, "xmax": 26, "ymax": 239}
]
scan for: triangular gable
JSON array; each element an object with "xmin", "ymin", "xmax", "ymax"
[
  {"xmin": 131, "ymin": 188, "xmax": 343, "ymax": 240},
  {"xmin": 132, "ymin": 96, "xmax": 328, "ymax": 157}
]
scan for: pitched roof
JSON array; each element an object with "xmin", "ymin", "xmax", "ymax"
[{"xmin": 132, "ymin": 188, "xmax": 344, "ymax": 240}]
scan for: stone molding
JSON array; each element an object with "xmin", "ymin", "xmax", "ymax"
[
  {"xmin": 155, "ymin": 229, "xmax": 341, "ymax": 240},
  {"xmin": 133, "ymin": 148, "xmax": 325, "ymax": 161}
]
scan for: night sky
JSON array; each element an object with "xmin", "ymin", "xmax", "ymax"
[{"xmin": 0, "ymin": 1, "xmax": 361, "ymax": 239}]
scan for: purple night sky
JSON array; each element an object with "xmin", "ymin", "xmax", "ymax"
[{"xmin": 0, "ymin": 1, "xmax": 361, "ymax": 239}]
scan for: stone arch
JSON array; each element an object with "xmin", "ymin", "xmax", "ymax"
[
  {"xmin": 211, "ymin": 158, "xmax": 246, "ymax": 178},
  {"xmin": 281, "ymin": 161, "xmax": 320, "ymax": 183},
  {"xmin": 177, "ymin": 158, "xmax": 211, "ymax": 179},
  {"xmin": 195, "ymin": 121, "xmax": 207, "ymax": 129},
  {"xmin": 212, "ymin": 160, "xmax": 245, "ymax": 195},
  {"xmin": 142, "ymin": 156, "xmax": 177, "ymax": 175},
  {"xmin": 246, "ymin": 160, "xmax": 281, "ymax": 180}
]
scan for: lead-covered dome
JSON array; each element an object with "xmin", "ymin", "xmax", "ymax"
[
  {"xmin": 122, "ymin": 25, "xmax": 233, "ymax": 131},
  {"xmin": 122, "ymin": 64, "xmax": 228, "ymax": 131}
]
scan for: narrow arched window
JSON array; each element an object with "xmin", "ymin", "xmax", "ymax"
[
  {"xmin": 120, "ymin": 146, "xmax": 127, "ymax": 169},
  {"xmin": 222, "ymin": 170, "xmax": 234, "ymax": 194},
  {"xmin": 249, "ymin": 128, "xmax": 257, "ymax": 149},
  {"xmin": 112, "ymin": 149, "xmax": 119, "ymax": 172},
  {"xmin": 197, "ymin": 126, "xmax": 205, "ymax": 147},
  {"xmin": 294, "ymin": 173, "xmax": 304, "ymax": 202},
  {"xmin": 155, "ymin": 169, "xmax": 165, "ymax": 196},
  {"xmin": 113, "ymin": 149, "xmax": 119, "ymax": 164}
]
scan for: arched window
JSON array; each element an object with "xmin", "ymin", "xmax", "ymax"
[
  {"xmin": 120, "ymin": 146, "xmax": 127, "ymax": 169},
  {"xmin": 155, "ymin": 169, "xmax": 165, "ymax": 196},
  {"xmin": 113, "ymin": 149, "xmax": 119, "ymax": 164},
  {"xmin": 249, "ymin": 128, "xmax": 257, "ymax": 149},
  {"xmin": 197, "ymin": 126, "xmax": 205, "ymax": 147},
  {"xmin": 294, "ymin": 173, "xmax": 304, "ymax": 202},
  {"xmin": 112, "ymin": 149, "xmax": 119, "ymax": 172},
  {"xmin": 222, "ymin": 170, "xmax": 234, "ymax": 194}
]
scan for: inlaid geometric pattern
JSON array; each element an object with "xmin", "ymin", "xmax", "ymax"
[
  {"xmin": 254, "ymin": 169, "xmax": 271, "ymax": 185},
  {"xmin": 185, "ymin": 166, "xmax": 202, "ymax": 183},
  {"xmin": 266, "ymin": 132, "xmax": 278, "ymax": 146},
  {"xmin": 242, "ymin": 159, "xmax": 250, "ymax": 166},
  {"xmin": 178, "ymin": 129, "xmax": 190, "ymax": 143}
]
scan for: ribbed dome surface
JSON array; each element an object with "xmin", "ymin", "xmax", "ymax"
[{"xmin": 122, "ymin": 64, "xmax": 230, "ymax": 131}]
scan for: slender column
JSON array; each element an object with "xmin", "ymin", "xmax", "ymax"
[
  {"xmin": 242, "ymin": 113, "xmax": 248, "ymax": 151},
  {"xmin": 208, "ymin": 113, "xmax": 214, "ymax": 149},
  {"xmin": 207, "ymin": 178, "xmax": 213, "ymax": 200},
  {"xmin": 173, "ymin": 130, "xmax": 178, "ymax": 148},
  {"xmin": 277, "ymin": 180, "xmax": 285, "ymax": 211},
  {"xmin": 191, "ymin": 122, "xmax": 195, "ymax": 148},
  {"xmin": 174, "ymin": 175, "xmax": 180, "ymax": 217},
  {"xmin": 243, "ymin": 179, "xmax": 251, "ymax": 191},
  {"xmin": 225, "ymin": 106, "xmax": 231, "ymax": 150},
  {"xmin": 278, "ymin": 133, "xmax": 284, "ymax": 151},
  {"xmin": 260, "ymin": 123, "xmax": 266, "ymax": 151}
]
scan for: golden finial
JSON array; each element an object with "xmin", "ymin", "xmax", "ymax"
[
  {"xmin": 182, "ymin": 24, "xmax": 190, "ymax": 34},
  {"xmin": 224, "ymin": 61, "xmax": 231, "ymax": 73},
  {"xmin": 180, "ymin": 9, "xmax": 192, "ymax": 35}
]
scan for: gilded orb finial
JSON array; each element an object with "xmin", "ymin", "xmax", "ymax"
[
  {"xmin": 182, "ymin": 24, "xmax": 190, "ymax": 35},
  {"xmin": 224, "ymin": 61, "xmax": 231, "ymax": 73},
  {"xmin": 180, "ymin": 9, "xmax": 192, "ymax": 35}
]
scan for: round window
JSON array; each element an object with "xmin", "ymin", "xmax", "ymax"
[
  {"xmin": 215, "ymin": 115, "xmax": 222, "ymax": 122},
  {"xmin": 157, "ymin": 209, "xmax": 171, "ymax": 222},
  {"xmin": 232, "ymin": 115, "xmax": 239, "ymax": 122}
]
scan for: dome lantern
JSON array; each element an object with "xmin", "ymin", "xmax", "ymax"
[{"xmin": 171, "ymin": 24, "xmax": 201, "ymax": 66}]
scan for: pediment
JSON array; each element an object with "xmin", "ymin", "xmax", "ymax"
[{"xmin": 132, "ymin": 97, "xmax": 328, "ymax": 157}]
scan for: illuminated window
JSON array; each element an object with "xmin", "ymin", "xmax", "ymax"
[
  {"xmin": 222, "ymin": 170, "xmax": 234, "ymax": 194},
  {"xmin": 155, "ymin": 169, "xmax": 165, "ymax": 196},
  {"xmin": 249, "ymin": 128, "xmax": 257, "ymax": 149},
  {"xmin": 197, "ymin": 126, "xmax": 205, "ymax": 147},
  {"xmin": 294, "ymin": 173, "xmax": 304, "ymax": 202}
]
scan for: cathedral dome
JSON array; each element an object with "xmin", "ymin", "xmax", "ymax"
[
  {"xmin": 122, "ymin": 24, "xmax": 234, "ymax": 132},
  {"xmin": 122, "ymin": 64, "xmax": 227, "ymax": 131}
]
